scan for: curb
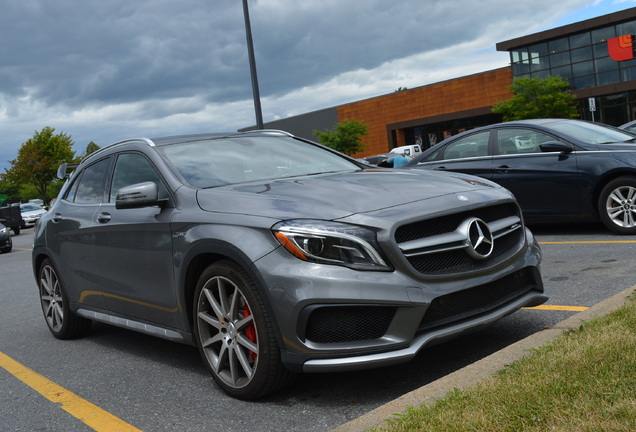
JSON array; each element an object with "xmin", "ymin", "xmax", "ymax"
[{"xmin": 332, "ymin": 285, "xmax": 636, "ymax": 432}]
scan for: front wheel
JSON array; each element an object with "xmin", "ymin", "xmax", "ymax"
[
  {"xmin": 193, "ymin": 261, "xmax": 294, "ymax": 400},
  {"xmin": 38, "ymin": 259, "xmax": 92, "ymax": 339},
  {"xmin": 598, "ymin": 177, "xmax": 636, "ymax": 234}
]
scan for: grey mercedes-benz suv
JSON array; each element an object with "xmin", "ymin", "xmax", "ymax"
[{"xmin": 33, "ymin": 130, "xmax": 546, "ymax": 399}]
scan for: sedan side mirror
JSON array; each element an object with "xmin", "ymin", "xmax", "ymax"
[
  {"xmin": 539, "ymin": 141, "xmax": 574, "ymax": 153},
  {"xmin": 116, "ymin": 182, "xmax": 166, "ymax": 209}
]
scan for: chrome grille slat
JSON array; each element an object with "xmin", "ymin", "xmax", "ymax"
[
  {"xmin": 395, "ymin": 203, "xmax": 524, "ymax": 275},
  {"xmin": 400, "ymin": 215, "xmax": 522, "ymax": 258}
]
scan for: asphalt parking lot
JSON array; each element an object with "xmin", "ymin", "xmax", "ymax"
[{"xmin": 1, "ymin": 222, "xmax": 635, "ymax": 432}]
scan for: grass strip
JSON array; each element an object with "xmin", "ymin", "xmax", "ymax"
[{"xmin": 376, "ymin": 295, "xmax": 636, "ymax": 432}]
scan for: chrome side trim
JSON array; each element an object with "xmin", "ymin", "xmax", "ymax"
[{"xmin": 76, "ymin": 309, "xmax": 184, "ymax": 341}]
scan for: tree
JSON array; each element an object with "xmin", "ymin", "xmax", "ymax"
[
  {"xmin": 313, "ymin": 119, "xmax": 369, "ymax": 155},
  {"xmin": 492, "ymin": 76, "xmax": 579, "ymax": 121},
  {"xmin": 1, "ymin": 127, "xmax": 77, "ymax": 205},
  {"xmin": 83, "ymin": 141, "xmax": 100, "ymax": 159}
]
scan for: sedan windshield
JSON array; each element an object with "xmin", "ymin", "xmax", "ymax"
[
  {"xmin": 548, "ymin": 120, "xmax": 636, "ymax": 144},
  {"xmin": 160, "ymin": 135, "xmax": 360, "ymax": 188},
  {"xmin": 20, "ymin": 204, "xmax": 42, "ymax": 211}
]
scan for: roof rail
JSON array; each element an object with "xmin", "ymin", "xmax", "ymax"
[{"xmin": 233, "ymin": 129, "xmax": 294, "ymax": 137}]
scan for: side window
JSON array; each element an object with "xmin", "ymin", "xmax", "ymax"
[
  {"xmin": 109, "ymin": 153, "xmax": 165, "ymax": 203},
  {"xmin": 65, "ymin": 158, "xmax": 111, "ymax": 204},
  {"xmin": 442, "ymin": 131, "xmax": 490, "ymax": 160},
  {"xmin": 497, "ymin": 128, "xmax": 557, "ymax": 155}
]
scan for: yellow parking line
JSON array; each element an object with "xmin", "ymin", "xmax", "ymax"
[
  {"xmin": 0, "ymin": 352, "xmax": 141, "ymax": 432},
  {"xmin": 524, "ymin": 305, "xmax": 589, "ymax": 311}
]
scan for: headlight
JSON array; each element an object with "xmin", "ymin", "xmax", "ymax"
[
  {"xmin": 272, "ymin": 220, "xmax": 391, "ymax": 271},
  {"xmin": 0, "ymin": 227, "xmax": 7, "ymax": 234}
]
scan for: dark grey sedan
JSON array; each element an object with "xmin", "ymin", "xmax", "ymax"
[
  {"xmin": 405, "ymin": 119, "xmax": 636, "ymax": 234},
  {"xmin": 33, "ymin": 130, "xmax": 545, "ymax": 399}
]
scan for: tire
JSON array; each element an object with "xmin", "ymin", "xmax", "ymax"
[
  {"xmin": 12, "ymin": 226, "xmax": 20, "ymax": 235},
  {"xmin": 193, "ymin": 261, "xmax": 294, "ymax": 400},
  {"xmin": 38, "ymin": 259, "xmax": 92, "ymax": 339},
  {"xmin": 0, "ymin": 244, "xmax": 11, "ymax": 254},
  {"xmin": 598, "ymin": 177, "xmax": 636, "ymax": 235}
]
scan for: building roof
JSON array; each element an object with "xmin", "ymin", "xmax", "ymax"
[{"xmin": 496, "ymin": 7, "xmax": 636, "ymax": 51}]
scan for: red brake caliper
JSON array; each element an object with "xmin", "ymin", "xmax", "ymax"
[{"xmin": 243, "ymin": 305, "xmax": 257, "ymax": 360}]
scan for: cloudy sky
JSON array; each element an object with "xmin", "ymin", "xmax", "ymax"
[{"xmin": 0, "ymin": 0, "xmax": 634, "ymax": 171}]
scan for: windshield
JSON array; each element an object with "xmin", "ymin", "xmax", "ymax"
[
  {"xmin": 20, "ymin": 204, "xmax": 42, "ymax": 211},
  {"xmin": 548, "ymin": 120, "xmax": 636, "ymax": 144},
  {"xmin": 160, "ymin": 135, "xmax": 360, "ymax": 188}
]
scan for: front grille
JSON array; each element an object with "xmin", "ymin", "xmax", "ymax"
[
  {"xmin": 395, "ymin": 203, "xmax": 524, "ymax": 275},
  {"xmin": 304, "ymin": 306, "xmax": 396, "ymax": 344},
  {"xmin": 418, "ymin": 267, "xmax": 539, "ymax": 331}
]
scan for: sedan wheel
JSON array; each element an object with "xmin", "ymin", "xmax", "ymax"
[
  {"xmin": 194, "ymin": 261, "xmax": 294, "ymax": 400},
  {"xmin": 39, "ymin": 259, "xmax": 91, "ymax": 339},
  {"xmin": 599, "ymin": 177, "xmax": 636, "ymax": 234}
]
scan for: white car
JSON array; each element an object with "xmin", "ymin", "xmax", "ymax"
[{"xmin": 20, "ymin": 203, "xmax": 47, "ymax": 228}]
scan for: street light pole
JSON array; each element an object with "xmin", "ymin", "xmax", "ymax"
[{"xmin": 242, "ymin": 0, "xmax": 264, "ymax": 129}]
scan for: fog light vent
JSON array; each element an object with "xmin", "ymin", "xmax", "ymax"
[{"xmin": 305, "ymin": 306, "xmax": 396, "ymax": 343}]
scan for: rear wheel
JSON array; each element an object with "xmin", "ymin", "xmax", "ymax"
[
  {"xmin": 39, "ymin": 259, "xmax": 92, "ymax": 339},
  {"xmin": 598, "ymin": 177, "xmax": 636, "ymax": 235},
  {"xmin": 193, "ymin": 261, "xmax": 294, "ymax": 400}
]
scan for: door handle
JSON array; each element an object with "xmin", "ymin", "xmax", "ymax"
[
  {"xmin": 97, "ymin": 212, "xmax": 112, "ymax": 223},
  {"xmin": 496, "ymin": 165, "xmax": 511, "ymax": 173}
]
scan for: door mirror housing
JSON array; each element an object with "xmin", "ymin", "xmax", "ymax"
[
  {"xmin": 539, "ymin": 141, "xmax": 574, "ymax": 153},
  {"xmin": 116, "ymin": 182, "xmax": 166, "ymax": 209}
]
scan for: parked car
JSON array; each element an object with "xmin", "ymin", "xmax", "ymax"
[
  {"xmin": 390, "ymin": 144, "xmax": 422, "ymax": 158},
  {"xmin": 33, "ymin": 130, "xmax": 546, "ymax": 399},
  {"xmin": 0, "ymin": 203, "xmax": 22, "ymax": 235},
  {"xmin": 618, "ymin": 119, "xmax": 636, "ymax": 133},
  {"xmin": 404, "ymin": 119, "xmax": 636, "ymax": 234},
  {"xmin": 0, "ymin": 222, "xmax": 12, "ymax": 253},
  {"xmin": 20, "ymin": 203, "xmax": 47, "ymax": 228},
  {"xmin": 359, "ymin": 152, "xmax": 393, "ymax": 165}
]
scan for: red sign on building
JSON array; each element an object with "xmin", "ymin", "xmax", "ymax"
[{"xmin": 608, "ymin": 34, "xmax": 634, "ymax": 61}]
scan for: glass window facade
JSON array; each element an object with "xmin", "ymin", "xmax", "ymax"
[{"xmin": 508, "ymin": 18, "xmax": 636, "ymax": 91}]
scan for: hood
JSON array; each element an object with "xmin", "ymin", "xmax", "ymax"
[{"xmin": 196, "ymin": 169, "xmax": 498, "ymax": 221}]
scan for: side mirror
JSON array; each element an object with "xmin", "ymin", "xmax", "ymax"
[
  {"xmin": 539, "ymin": 141, "xmax": 574, "ymax": 153},
  {"xmin": 56, "ymin": 162, "xmax": 80, "ymax": 179},
  {"xmin": 116, "ymin": 182, "xmax": 165, "ymax": 209}
]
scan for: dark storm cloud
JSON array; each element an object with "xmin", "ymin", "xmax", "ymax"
[
  {"xmin": 1, "ymin": 0, "xmax": 578, "ymax": 109},
  {"xmin": 0, "ymin": 0, "xmax": 616, "ymax": 171},
  {"xmin": 0, "ymin": 0, "xmax": 252, "ymax": 106}
]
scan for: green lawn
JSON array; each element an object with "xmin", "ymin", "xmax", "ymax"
[{"xmin": 376, "ymin": 293, "xmax": 636, "ymax": 432}]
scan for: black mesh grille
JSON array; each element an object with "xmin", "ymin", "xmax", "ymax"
[
  {"xmin": 407, "ymin": 228, "xmax": 521, "ymax": 274},
  {"xmin": 419, "ymin": 268, "xmax": 538, "ymax": 331},
  {"xmin": 305, "ymin": 306, "xmax": 396, "ymax": 344}
]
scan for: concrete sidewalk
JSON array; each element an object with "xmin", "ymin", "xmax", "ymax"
[{"xmin": 333, "ymin": 285, "xmax": 636, "ymax": 432}]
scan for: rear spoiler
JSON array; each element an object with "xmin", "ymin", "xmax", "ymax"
[{"xmin": 57, "ymin": 163, "xmax": 80, "ymax": 179}]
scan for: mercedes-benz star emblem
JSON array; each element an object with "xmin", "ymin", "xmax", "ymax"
[{"xmin": 463, "ymin": 218, "xmax": 494, "ymax": 259}]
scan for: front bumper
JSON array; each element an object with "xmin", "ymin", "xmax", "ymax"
[
  {"xmin": 256, "ymin": 229, "xmax": 545, "ymax": 373},
  {"xmin": 302, "ymin": 288, "xmax": 546, "ymax": 372}
]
